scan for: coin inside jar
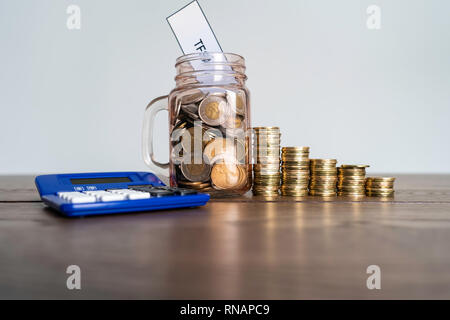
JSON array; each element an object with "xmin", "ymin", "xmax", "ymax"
[
  {"xmin": 180, "ymin": 126, "xmax": 205, "ymax": 153},
  {"xmin": 180, "ymin": 89, "xmax": 206, "ymax": 104},
  {"xmin": 226, "ymin": 91, "xmax": 246, "ymax": 115},
  {"xmin": 235, "ymin": 94, "xmax": 245, "ymax": 115},
  {"xmin": 211, "ymin": 161, "xmax": 241, "ymax": 190},
  {"xmin": 180, "ymin": 158, "xmax": 211, "ymax": 182},
  {"xmin": 223, "ymin": 114, "xmax": 243, "ymax": 129},
  {"xmin": 203, "ymin": 137, "xmax": 237, "ymax": 163},
  {"xmin": 199, "ymin": 95, "xmax": 227, "ymax": 126},
  {"xmin": 180, "ymin": 104, "xmax": 199, "ymax": 120},
  {"xmin": 235, "ymin": 165, "xmax": 248, "ymax": 189}
]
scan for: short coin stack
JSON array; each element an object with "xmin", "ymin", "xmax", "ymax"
[
  {"xmin": 252, "ymin": 127, "xmax": 281, "ymax": 196},
  {"xmin": 280, "ymin": 147, "xmax": 310, "ymax": 196},
  {"xmin": 337, "ymin": 165, "xmax": 369, "ymax": 196},
  {"xmin": 309, "ymin": 159, "xmax": 338, "ymax": 196},
  {"xmin": 365, "ymin": 177, "xmax": 395, "ymax": 197}
]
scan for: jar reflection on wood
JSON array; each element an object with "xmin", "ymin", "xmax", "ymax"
[{"xmin": 143, "ymin": 52, "xmax": 252, "ymax": 197}]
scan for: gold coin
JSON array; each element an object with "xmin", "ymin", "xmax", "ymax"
[
  {"xmin": 338, "ymin": 179, "xmax": 366, "ymax": 183},
  {"xmin": 253, "ymin": 163, "xmax": 280, "ymax": 169},
  {"xmin": 338, "ymin": 184, "xmax": 365, "ymax": 188},
  {"xmin": 341, "ymin": 164, "xmax": 370, "ymax": 169},
  {"xmin": 281, "ymin": 191, "xmax": 308, "ymax": 196},
  {"xmin": 281, "ymin": 186, "xmax": 309, "ymax": 191},
  {"xmin": 366, "ymin": 177, "xmax": 395, "ymax": 182},
  {"xmin": 339, "ymin": 186, "xmax": 365, "ymax": 191},
  {"xmin": 254, "ymin": 175, "xmax": 281, "ymax": 180},
  {"xmin": 310, "ymin": 159, "xmax": 337, "ymax": 163},
  {"xmin": 338, "ymin": 192, "xmax": 365, "ymax": 197},
  {"xmin": 365, "ymin": 187, "xmax": 394, "ymax": 192},
  {"xmin": 282, "ymin": 175, "xmax": 309, "ymax": 180},
  {"xmin": 211, "ymin": 162, "xmax": 242, "ymax": 190},
  {"xmin": 199, "ymin": 95, "xmax": 227, "ymax": 126},
  {"xmin": 366, "ymin": 191, "xmax": 394, "ymax": 197},
  {"xmin": 282, "ymin": 174, "xmax": 309, "ymax": 179},
  {"xmin": 282, "ymin": 161, "xmax": 310, "ymax": 167},
  {"xmin": 255, "ymin": 160, "xmax": 280, "ymax": 165},
  {"xmin": 282, "ymin": 146, "xmax": 309, "ymax": 152},
  {"xmin": 256, "ymin": 146, "xmax": 281, "ymax": 150},
  {"xmin": 365, "ymin": 182, "xmax": 394, "ymax": 188},
  {"xmin": 254, "ymin": 174, "xmax": 281, "ymax": 179},
  {"xmin": 310, "ymin": 176, "xmax": 337, "ymax": 181},
  {"xmin": 338, "ymin": 167, "xmax": 366, "ymax": 172},
  {"xmin": 253, "ymin": 126, "xmax": 280, "ymax": 131},
  {"xmin": 309, "ymin": 190, "xmax": 336, "ymax": 196}
]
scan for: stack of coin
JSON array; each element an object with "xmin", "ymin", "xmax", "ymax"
[
  {"xmin": 337, "ymin": 165, "xmax": 369, "ymax": 196},
  {"xmin": 365, "ymin": 177, "xmax": 395, "ymax": 197},
  {"xmin": 309, "ymin": 159, "xmax": 337, "ymax": 196},
  {"xmin": 252, "ymin": 127, "xmax": 281, "ymax": 196},
  {"xmin": 280, "ymin": 147, "xmax": 310, "ymax": 196}
]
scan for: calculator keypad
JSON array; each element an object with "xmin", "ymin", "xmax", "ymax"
[
  {"xmin": 57, "ymin": 186, "xmax": 197, "ymax": 203},
  {"xmin": 109, "ymin": 189, "xmax": 151, "ymax": 200},
  {"xmin": 128, "ymin": 186, "xmax": 197, "ymax": 196},
  {"xmin": 57, "ymin": 192, "xmax": 97, "ymax": 204},
  {"xmin": 83, "ymin": 190, "xmax": 127, "ymax": 202}
]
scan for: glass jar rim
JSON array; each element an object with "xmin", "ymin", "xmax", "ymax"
[{"xmin": 175, "ymin": 52, "xmax": 245, "ymax": 66}]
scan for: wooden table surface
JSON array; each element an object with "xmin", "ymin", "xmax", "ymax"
[{"xmin": 1, "ymin": 174, "xmax": 450, "ymax": 299}]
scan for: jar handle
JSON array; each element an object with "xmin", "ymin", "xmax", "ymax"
[{"xmin": 142, "ymin": 95, "xmax": 170, "ymax": 175}]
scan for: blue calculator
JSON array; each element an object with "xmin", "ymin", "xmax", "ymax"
[{"xmin": 35, "ymin": 172, "xmax": 210, "ymax": 217}]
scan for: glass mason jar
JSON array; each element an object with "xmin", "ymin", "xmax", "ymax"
[{"xmin": 143, "ymin": 52, "xmax": 252, "ymax": 196}]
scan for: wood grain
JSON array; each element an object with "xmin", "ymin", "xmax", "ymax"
[{"xmin": 0, "ymin": 175, "xmax": 450, "ymax": 299}]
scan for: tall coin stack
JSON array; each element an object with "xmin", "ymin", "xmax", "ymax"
[
  {"xmin": 365, "ymin": 177, "xmax": 395, "ymax": 197},
  {"xmin": 280, "ymin": 147, "xmax": 310, "ymax": 196},
  {"xmin": 252, "ymin": 127, "xmax": 281, "ymax": 196},
  {"xmin": 309, "ymin": 159, "xmax": 338, "ymax": 196},
  {"xmin": 337, "ymin": 165, "xmax": 369, "ymax": 196}
]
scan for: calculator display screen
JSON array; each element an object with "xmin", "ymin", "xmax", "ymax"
[{"xmin": 70, "ymin": 177, "xmax": 131, "ymax": 185}]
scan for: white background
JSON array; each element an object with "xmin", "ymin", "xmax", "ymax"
[{"xmin": 1, "ymin": 0, "xmax": 449, "ymax": 174}]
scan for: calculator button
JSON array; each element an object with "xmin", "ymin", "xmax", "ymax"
[
  {"xmin": 153, "ymin": 187, "xmax": 197, "ymax": 196},
  {"xmin": 127, "ymin": 192, "xmax": 151, "ymax": 200},
  {"xmin": 83, "ymin": 191, "xmax": 126, "ymax": 202},
  {"xmin": 57, "ymin": 192, "xmax": 96, "ymax": 203},
  {"xmin": 100, "ymin": 193, "xmax": 127, "ymax": 202},
  {"xmin": 128, "ymin": 186, "xmax": 153, "ymax": 192},
  {"xmin": 148, "ymin": 189, "xmax": 175, "ymax": 197},
  {"xmin": 174, "ymin": 188, "xmax": 198, "ymax": 195},
  {"xmin": 70, "ymin": 196, "xmax": 97, "ymax": 204},
  {"xmin": 108, "ymin": 189, "xmax": 151, "ymax": 200}
]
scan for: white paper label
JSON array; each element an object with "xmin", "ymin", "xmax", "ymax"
[{"xmin": 167, "ymin": 0, "xmax": 222, "ymax": 54}]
